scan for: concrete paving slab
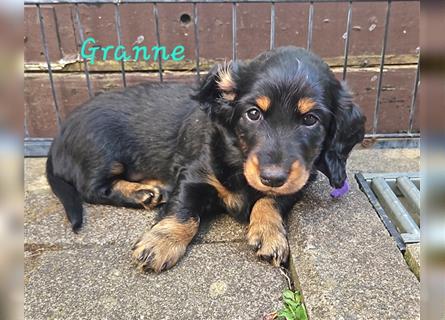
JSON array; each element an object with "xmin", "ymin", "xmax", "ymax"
[
  {"xmin": 25, "ymin": 148, "xmax": 421, "ymax": 320},
  {"xmin": 348, "ymin": 148, "xmax": 420, "ymax": 173},
  {"xmin": 25, "ymin": 158, "xmax": 280, "ymax": 320},
  {"xmin": 25, "ymin": 192, "xmax": 155, "ymax": 247},
  {"xmin": 196, "ymin": 214, "xmax": 246, "ymax": 243},
  {"xmin": 25, "ymin": 159, "xmax": 246, "ymax": 247},
  {"xmin": 287, "ymin": 149, "xmax": 420, "ymax": 319},
  {"xmin": 25, "ymin": 243, "xmax": 285, "ymax": 320},
  {"xmin": 25, "ymin": 158, "xmax": 158, "ymax": 247}
]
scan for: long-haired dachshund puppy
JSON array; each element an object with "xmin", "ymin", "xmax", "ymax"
[{"xmin": 47, "ymin": 46, "xmax": 365, "ymax": 272}]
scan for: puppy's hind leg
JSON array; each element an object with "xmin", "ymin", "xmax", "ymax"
[
  {"xmin": 106, "ymin": 179, "xmax": 169, "ymax": 209},
  {"xmin": 86, "ymin": 161, "xmax": 170, "ymax": 209}
]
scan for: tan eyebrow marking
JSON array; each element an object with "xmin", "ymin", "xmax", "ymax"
[
  {"xmin": 297, "ymin": 97, "xmax": 316, "ymax": 113},
  {"xmin": 256, "ymin": 96, "xmax": 271, "ymax": 112}
]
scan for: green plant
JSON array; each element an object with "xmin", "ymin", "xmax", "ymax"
[{"xmin": 277, "ymin": 289, "xmax": 308, "ymax": 320}]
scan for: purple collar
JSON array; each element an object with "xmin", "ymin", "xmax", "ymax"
[{"xmin": 330, "ymin": 180, "xmax": 350, "ymax": 198}]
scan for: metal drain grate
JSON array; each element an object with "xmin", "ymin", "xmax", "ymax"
[{"xmin": 356, "ymin": 172, "xmax": 420, "ymax": 252}]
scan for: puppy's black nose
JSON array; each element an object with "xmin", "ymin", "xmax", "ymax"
[{"xmin": 260, "ymin": 167, "xmax": 287, "ymax": 187}]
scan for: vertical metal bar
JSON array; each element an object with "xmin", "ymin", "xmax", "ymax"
[
  {"xmin": 74, "ymin": 4, "xmax": 93, "ymax": 98},
  {"xmin": 408, "ymin": 50, "xmax": 420, "ymax": 133},
  {"xmin": 70, "ymin": 5, "xmax": 80, "ymax": 51},
  {"xmin": 372, "ymin": 0, "xmax": 391, "ymax": 135},
  {"xmin": 232, "ymin": 2, "xmax": 237, "ymax": 61},
  {"xmin": 270, "ymin": 2, "xmax": 275, "ymax": 50},
  {"xmin": 193, "ymin": 3, "xmax": 201, "ymax": 82},
  {"xmin": 342, "ymin": 0, "xmax": 352, "ymax": 81},
  {"xmin": 306, "ymin": 1, "xmax": 314, "ymax": 51},
  {"xmin": 114, "ymin": 3, "xmax": 127, "ymax": 87},
  {"xmin": 52, "ymin": 7, "xmax": 64, "ymax": 58},
  {"xmin": 24, "ymin": 113, "xmax": 30, "ymax": 138},
  {"xmin": 37, "ymin": 4, "xmax": 61, "ymax": 130},
  {"xmin": 153, "ymin": 3, "xmax": 163, "ymax": 82}
]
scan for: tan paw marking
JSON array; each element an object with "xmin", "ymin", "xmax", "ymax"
[
  {"xmin": 132, "ymin": 216, "xmax": 199, "ymax": 272},
  {"xmin": 247, "ymin": 198, "xmax": 289, "ymax": 267},
  {"xmin": 113, "ymin": 179, "xmax": 166, "ymax": 209}
]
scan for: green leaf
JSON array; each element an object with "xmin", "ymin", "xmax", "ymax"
[
  {"xmin": 295, "ymin": 307, "xmax": 308, "ymax": 320},
  {"xmin": 292, "ymin": 292, "xmax": 302, "ymax": 304},
  {"xmin": 283, "ymin": 298, "xmax": 301, "ymax": 309},
  {"xmin": 278, "ymin": 289, "xmax": 308, "ymax": 320},
  {"xmin": 282, "ymin": 289, "xmax": 295, "ymax": 300},
  {"xmin": 277, "ymin": 309, "xmax": 295, "ymax": 320},
  {"xmin": 301, "ymin": 305, "xmax": 308, "ymax": 320}
]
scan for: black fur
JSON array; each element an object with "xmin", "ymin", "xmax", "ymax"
[
  {"xmin": 47, "ymin": 46, "xmax": 365, "ymax": 269},
  {"xmin": 46, "ymin": 156, "xmax": 83, "ymax": 232}
]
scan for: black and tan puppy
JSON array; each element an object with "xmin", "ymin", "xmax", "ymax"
[{"xmin": 47, "ymin": 46, "xmax": 365, "ymax": 272}]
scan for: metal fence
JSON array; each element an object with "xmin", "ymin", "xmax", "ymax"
[{"xmin": 24, "ymin": 0, "xmax": 420, "ymax": 156}]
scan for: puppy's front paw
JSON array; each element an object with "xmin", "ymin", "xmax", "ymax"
[
  {"xmin": 131, "ymin": 216, "xmax": 198, "ymax": 272},
  {"xmin": 132, "ymin": 231, "xmax": 187, "ymax": 273},
  {"xmin": 247, "ymin": 224, "xmax": 289, "ymax": 267}
]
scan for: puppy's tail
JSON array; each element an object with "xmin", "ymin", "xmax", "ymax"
[{"xmin": 46, "ymin": 156, "xmax": 83, "ymax": 232}]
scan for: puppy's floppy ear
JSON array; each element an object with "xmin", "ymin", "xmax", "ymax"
[
  {"xmin": 316, "ymin": 82, "xmax": 366, "ymax": 188},
  {"xmin": 193, "ymin": 62, "xmax": 240, "ymax": 122}
]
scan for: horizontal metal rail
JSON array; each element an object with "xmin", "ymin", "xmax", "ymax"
[
  {"xmin": 364, "ymin": 133, "xmax": 420, "ymax": 139},
  {"xmin": 24, "ymin": 136, "xmax": 421, "ymax": 157},
  {"xmin": 361, "ymin": 172, "xmax": 420, "ymax": 181},
  {"xmin": 24, "ymin": 138, "xmax": 53, "ymax": 157},
  {"xmin": 361, "ymin": 172, "xmax": 420, "ymax": 193},
  {"xmin": 24, "ymin": 0, "xmax": 419, "ymax": 4}
]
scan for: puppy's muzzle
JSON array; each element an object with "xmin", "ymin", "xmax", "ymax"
[
  {"xmin": 244, "ymin": 154, "xmax": 310, "ymax": 195},
  {"xmin": 259, "ymin": 166, "xmax": 287, "ymax": 188}
]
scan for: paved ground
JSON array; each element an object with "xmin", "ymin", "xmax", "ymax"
[
  {"xmin": 24, "ymin": 148, "xmax": 420, "ymax": 320},
  {"xmin": 289, "ymin": 148, "xmax": 420, "ymax": 320}
]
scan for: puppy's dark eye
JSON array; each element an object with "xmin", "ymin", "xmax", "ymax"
[
  {"xmin": 302, "ymin": 114, "xmax": 318, "ymax": 126},
  {"xmin": 246, "ymin": 108, "xmax": 262, "ymax": 122}
]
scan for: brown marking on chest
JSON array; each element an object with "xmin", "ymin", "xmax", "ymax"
[{"xmin": 207, "ymin": 175, "xmax": 244, "ymax": 212}]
